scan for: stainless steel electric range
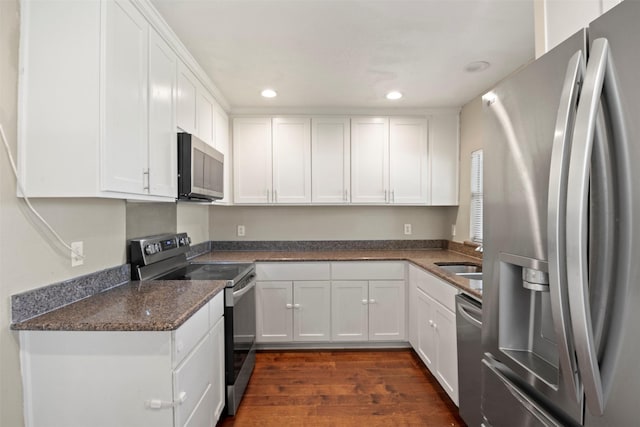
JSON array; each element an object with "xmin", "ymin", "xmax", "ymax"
[{"xmin": 129, "ymin": 233, "xmax": 256, "ymax": 416}]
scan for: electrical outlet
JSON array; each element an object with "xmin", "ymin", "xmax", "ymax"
[
  {"xmin": 237, "ymin": 225, "xmax": 246, "ymax": 237},
  {"xmin": 404, "ymin": 224, "xmax": 412, "ymax": 235},
  {"xmin": 71, "ymin": 241, "xmax": 84, "ymax": 267},
  {"xmin": 451, "ymin": 224, "xmax": 457, "ymax": 236}
]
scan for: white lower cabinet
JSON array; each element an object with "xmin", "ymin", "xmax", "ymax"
[
  {"xmin": 255, "ymin": 261, "xmax": 407, "ymax": 344},
  {"xmin": 409, "ymin": 265, "xmax": 459, "ymax": 405},
  {"xmin": 19, "ymin": 293, "xmax": 225, "ymax": 427},
  {"xmin": 256, "ymin": 281, "xmax": 331, "ymax": 342},
  {"xmin": 331, "ymin": 280, "xmax": 406, "ymax": 341}
]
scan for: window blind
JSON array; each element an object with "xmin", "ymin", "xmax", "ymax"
[{"xmin": 470, "ymin": 150, "xmax": 483, "ymax": 244}]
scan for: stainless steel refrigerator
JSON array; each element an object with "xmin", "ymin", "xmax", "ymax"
[{"xmin": 481, "ymin": 1, "xmax": 640, "ymax": 426}]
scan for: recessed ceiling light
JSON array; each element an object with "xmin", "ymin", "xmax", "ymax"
[
  {"xmin": 261, "ymin": 89, "xmax": 277, "ymax": 98},
  {"xmin": 386, "ymin": 91, "xmax": 403, "ymax": 100},
  {"xmin": 464, "ymin": 61, "xmax": 491, "ymax": 73}
]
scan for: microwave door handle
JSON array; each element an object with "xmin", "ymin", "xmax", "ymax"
[
  {"xmin": 566, "ymin": 38, "xmax": 618, "ymax": 417},
  {"xmin": 547, "ymin": 49, "xmax": 584, "ymax": 401}
]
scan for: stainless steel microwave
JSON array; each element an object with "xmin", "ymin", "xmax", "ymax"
[{"xmin": 177, "ymin": 133, "xmax": 224, "ymax": 202}]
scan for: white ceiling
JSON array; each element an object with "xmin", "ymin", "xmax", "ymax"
[{"xmin": 151, "ymin": 0, "xmax": 534, "ymax": 111}]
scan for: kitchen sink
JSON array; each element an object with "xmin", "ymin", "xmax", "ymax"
[
  {"xmin": 435, "ymin": 262, "xmax": 482, "ymax": 274},
  {"xmin": 456, "ymin": 272, "xmax": 483, "ymax": 280}
]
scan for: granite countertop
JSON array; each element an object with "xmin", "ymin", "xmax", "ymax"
[
  {"xmin": 12, "ymin": 248, "xmax": 481, "ymax": 332},
  {"xmin": 193, "ymin": 248, "xmax": 482, "ymax": 299},
  {"xmin": 12, "ymin": 280, "xmax": 226, "ymax": 331}
]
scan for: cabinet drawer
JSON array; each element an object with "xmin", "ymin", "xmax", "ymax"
[
  {"xmin": 183, "ymin": 384, "xmax": 214, "ymax": 427},
  {"xmin": 420, "ymin": 271, "xmax": 458, "ymax": 312},
  {"xmin": 174, "ymin": 332, "xmax": 214, "ymax": 427},
  {"xmin": 209, "ymin": 292, "xmax": 224, "ymax": 326},
  {"xmin": 173, "ymin": 302, "xmax": 209, "ymax": 368},
  {"xmin": 257, "ymin": 262, "xmax": 331, "ymax": 281},
  {"xmin": 331, "ymin": 262, "xmax": 405, "ymax": 280}
]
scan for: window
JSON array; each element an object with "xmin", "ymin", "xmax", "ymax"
[{"xmin": 470, "ymin": 150, "xmax": 483, "ymax": 244}]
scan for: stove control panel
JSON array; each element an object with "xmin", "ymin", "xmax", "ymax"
[{"xmin": 129, "ymin": 232, "xmax": 191, "ymax": 268}]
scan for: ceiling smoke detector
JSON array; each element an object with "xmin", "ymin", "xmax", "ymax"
[{"xmin": 464, "ymin": 61, "xmax": 491, "ymax": 73}]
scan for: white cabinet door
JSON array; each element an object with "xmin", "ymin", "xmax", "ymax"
[
  {"xmin": 272, "ymin": 117, "xmax": 311, "ymax": 203},
  {"xmin": 233, "ymin": 118, "xmax": 273, "ymax": 203},
  {"xmin": 213, "ymin": 105, "xmax": 231, "ymax": 204},
  {"xmin": 311, "ymin": 117, "xmax": 351, "ymax": 203},
  {"xmin": 210, "ymin": 315, "xmax": 225, "ymax": 423},
  {"xmin": 293, "ymin": 281, "xmax": 331, "ymax": 341},
  {"xmin": 148, "ymin": 29, "xmax": 177, "ymax": 198},
  {"xmin": 429, "ymin": 113, "xmax": 459, "ymax": 205},
  {"xmin": 173, "ymin": 331, "xmax": 214, "ymax": 427},
  {"xmin": 368, "ymin": 280, "xmax": 406, "ymax": 341},
  {"xmin": 416, "ymin": 287, "xmax": 436, "ymax": 371},
  {"xmin": 177, "ymin": 62, "xmax": 197, "ymax": 134},
  {"xmin": 350, "ymin": 117, "xmax": 389, "ymax": 203},
  {"xmin": 256, "ymin": 281, "xmax": 293, "ymax": 342},
  {"xmin": 389, "ymin": 118, "xmax": 428, "ymax": 204},
  {"xmin": 331, "ymin": 281, "xmax": 369, "ymax": 341},
  {"xmin": 101, "ymin": 0, "xmax": 148, "ymax": 194},
  {"xmin": 435, "ymin": 304, "xmax": 458, "ymax": 405},
  {"xmin": 196, "ymin": 88, "xmax": 214, "ymax": 145}
]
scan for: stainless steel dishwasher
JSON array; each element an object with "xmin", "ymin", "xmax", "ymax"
[{"xmin": 456, "ymin": 293, "xmax": 482, "ymax": 427}]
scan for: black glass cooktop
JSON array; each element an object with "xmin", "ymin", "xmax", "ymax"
[{"xmin": 158, "ymin": 262, "xmax": 254, "ymax": 284}]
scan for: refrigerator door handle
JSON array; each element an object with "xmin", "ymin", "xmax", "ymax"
[
  {"xmin": 566, "ymin": 38, "xmax": 613, "ymax": 416},
  {"xmin": 547, "ymin": 50, "xmax": 585, "ymax": 403}
]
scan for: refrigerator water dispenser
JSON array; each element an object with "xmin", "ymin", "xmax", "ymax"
[{"xmin": 498, "ymin": 254, "xmax": 559, "ymax": 388}]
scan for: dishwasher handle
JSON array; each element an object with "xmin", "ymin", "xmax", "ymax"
[{"xmin": 456, "ymin": 295, "xmax": 482, "ymax": 328}]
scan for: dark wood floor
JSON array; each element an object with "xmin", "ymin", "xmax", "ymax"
[{"xmin": 218, "ymin": 349, "xmax": 466, "ymax": 426}]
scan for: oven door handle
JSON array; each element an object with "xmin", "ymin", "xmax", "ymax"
[{"xmin": 233, "ymin": 279, "xmax": 256, "ymax": 300}]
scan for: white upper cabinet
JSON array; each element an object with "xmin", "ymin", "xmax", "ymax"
[
  {"xmin": 147, "ymin": 29, "xmax": 177, "ymax": 198},
  {"xmin": 18, "ymin": 0, "xmax": 182, "ymax": 200},
  {"xmin": 389, "ymin": 117, "xmax": 429, "ymax": 204},
  {"xmin": 196, "ymin": 86, "xmax": 215, "ymax": 145},
  {"xmin": 429, "ymin": 113, "xmax": 459, "ymax": 205},
  {"xmin": 231, "ymin": 114, "xmax": 456, "ymax": 206},
  {"xmin": 350, "ymin": 117, "xmax": 390, "ymax": 204},
  {"xmin": 176, "ymin": 61, "xmax": 217, "ymax": 146},
  {"xmin": 176, "ymin": 62, "xmax": 197, "ymax": 135},
  {"xmin": 233, "ymin": 118, "xmax": 273, "ymax": 203},
  {"xmin": 272, "ymin": 117, "xmax": 311, "ymax": 204},
  {"xmin": 351, "ymin": 117, "xmax": 431, "ymax": 205},
  {"xmin": 213, "ymin": 105, "xmax": 231, "ymax": 204},
  {"xmin": 311, "ymin": 117, "xmax": 351, "ymax": 204},
  {"xmin": 101, "ymin": 0, "xmax": 149, "ymax": 195},
  {"xmin": 233, "ymin": 117, "xmax": 311, "ymax": 204}
]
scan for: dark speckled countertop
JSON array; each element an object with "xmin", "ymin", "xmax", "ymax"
[
  {"xmin": 12, "ymin": 248, "xmax": 481, "ymax": 332},
  {"xmin": 11, "ymin": 280, "xmax": 226, "ymax": 331},
  {"xmin": 193, "ymin": 248, "xmax": 483, "ymax": 299}
]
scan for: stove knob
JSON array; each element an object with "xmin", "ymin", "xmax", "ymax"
[
  {"xmin": 155, "ymin": 243, "xmax": 162, "ymax": 253},
  {"xmin": 144, "ymin": 244, "xmax": 155, "ymax": 255}
]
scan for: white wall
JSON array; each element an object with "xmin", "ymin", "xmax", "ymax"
[
  {"xmin": 534, "ymin": 0, "xmax": 622, "ymax": 57},
  {"xmin": 177, "ymin": 203, "xmax": 210, "ymax": 244},
  {"xmin": 0, "ymin": 2, "xmax": 127, "ymax": 425},
  {"xmin": 210, "ymin": 205, "xmax": 456, "ymax": 241},
  {"xmin": 453, "ymin": 96, "xmax": 483, "ymax": 243}
]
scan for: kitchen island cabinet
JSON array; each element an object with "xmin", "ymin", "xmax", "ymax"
[{"xmin": 17, "ymin": 288, "xmax": 225, "ymax": 427}]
